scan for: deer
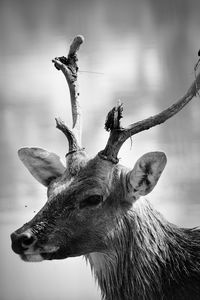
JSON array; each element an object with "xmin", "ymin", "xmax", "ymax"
[{"xmin": 11, "ymin": 36, "xmax": 200, "ymax": 300}]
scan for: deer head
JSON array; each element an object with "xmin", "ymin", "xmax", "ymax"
[{"xmin": 11, "ymin": 36, "xmax": 200, "ymax": 263}]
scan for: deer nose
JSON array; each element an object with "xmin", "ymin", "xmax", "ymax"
[{"xmin": 10, "ymin": 231, "xmax": 36, "ymax": 254}]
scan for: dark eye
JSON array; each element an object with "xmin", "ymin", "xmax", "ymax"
[{"xmin": 79, "ymin": 195, "xmax": 103, "ymax": 209}]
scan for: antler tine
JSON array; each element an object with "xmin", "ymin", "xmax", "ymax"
[
  {"xmin": 99, "ymin": 69, "xmax": 200, "ymax": 164},
  {"xmin": 52, "ymin": 35, "xmax": 84, "ymax": 151},
  {"xmin": 55, "ymin": 118, "xmax": 81, "ymax": 153}
]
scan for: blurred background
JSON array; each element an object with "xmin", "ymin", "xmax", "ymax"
[{"xmin": 1, "ymin": 0, "xmax": 200, "ymax": 299}]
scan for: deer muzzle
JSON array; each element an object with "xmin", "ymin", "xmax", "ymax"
[{"xmin": 10, "ymin": 227, "xmax": 59, "ymax": 262}]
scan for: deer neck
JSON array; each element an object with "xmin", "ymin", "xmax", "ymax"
[{"xmin": 86, "ymin": 198, "xmax": 200, "ymax": 300}]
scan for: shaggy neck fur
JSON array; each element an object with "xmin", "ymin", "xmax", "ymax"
[{"xmin": 86, "ymin": 199, "xmax": 200, "ymax": 300}]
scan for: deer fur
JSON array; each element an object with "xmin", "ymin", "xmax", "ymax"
[{"xmin": 87, "ymin": 199, "xmax": 200, "ymax": 300}]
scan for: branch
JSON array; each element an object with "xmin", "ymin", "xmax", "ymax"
[{"xmin": 99, "ymin": 69, "xmax": 200, "ymax": 163}]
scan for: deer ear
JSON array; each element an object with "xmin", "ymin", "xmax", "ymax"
[
  {"xmin": 18, "ymin": 148, "xmax": 65, "ymax": 186},
  {"xmin": 127, "ymin": 152, "xmax": 167, "ymax": 197}
]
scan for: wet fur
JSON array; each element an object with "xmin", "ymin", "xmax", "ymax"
[{"xmin": 87, "ymin": 198, "xmax": 200, "ymax": 300}]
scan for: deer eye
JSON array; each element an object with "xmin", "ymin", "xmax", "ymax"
[{"xmin": 79, "ymin": 195, "xmax": 103, "ymax": 209}]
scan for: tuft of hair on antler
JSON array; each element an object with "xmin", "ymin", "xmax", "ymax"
[
  {"xmin": 52, "ymin": 35, "xmax": 84, "ymax": 156},
  {"xmin": 105, "ymin": 100, "xmax": 123, "ymax": 131},
  {"xmin": 99, "ymin": 61, "xmax": 200, "ymax": 164}
]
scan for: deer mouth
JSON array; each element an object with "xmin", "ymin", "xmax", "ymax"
[
  {"xmin": 20, "ymin": 245, "xmax": 60, "ymax": 262},
  {"xmin": 20, "ymin": 251, "xmax": 57, "ymax": 262},
  {"xmin": 21, "ymin": 253, "xmax": 44, "ymax": 262}
]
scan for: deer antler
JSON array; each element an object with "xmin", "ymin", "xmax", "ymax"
[
  {"xmin": 52, "ymin": 35, "xmax": 84, "ymax": 154},
  {"xmin": 99, "ymin": 70, "xmax": 200, "ymax": 164}
]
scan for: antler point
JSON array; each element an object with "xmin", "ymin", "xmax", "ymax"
[{"xmin": 75, "ymin": 35, "xmax": 84, "ymax": 43}]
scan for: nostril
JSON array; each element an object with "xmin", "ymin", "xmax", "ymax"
[
  {"xmin": 10, "ymin": 231, "xmax": 36, "ymax": 254},
  {"xmin": 21, "ymin": 234, "xmax": 35, "ymax": 247}
]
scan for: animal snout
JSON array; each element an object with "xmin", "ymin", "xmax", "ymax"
[{"xmin": 11, "ymin": 230, "xmax": 36, "ymax": 254}]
